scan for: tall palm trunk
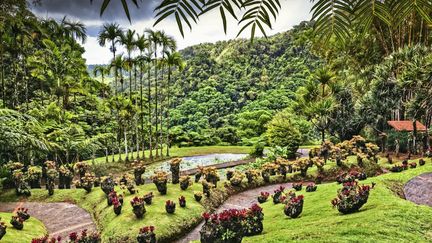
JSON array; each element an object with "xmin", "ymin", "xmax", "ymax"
[
  {"xmin": 140, "ymin": 63, "xmax": 146, "ymax": 160},
  {"xmin": 128, "ymin": 52, "xmax": 132, "ymax": 100},
  {"xmin": 166, "ymin": 65, "xmax": 172, "ymax": 157},
  {"xmin": 160, "ymin": 63, "xmax": 164, "ymax": 157},
  {"xmin": 124, "ymin": 126, "xmax": 129, "ymax": 162},
  {"xmin": 148, "ymin": 65, "xmax": 153, "ymax": 160},
  {"xmin": 112, "ymin": 40, "xmax": 117, "ymax": 95},
  {"xmin": 154, "ymin": 44, "xmax": 159, "ymax": 158}
]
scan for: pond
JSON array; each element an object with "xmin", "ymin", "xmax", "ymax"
[{"xmin": 144, "ymin": 153, "xmax": 248, "ymax": 176}]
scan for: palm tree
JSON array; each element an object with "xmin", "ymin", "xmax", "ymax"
[
  {"xmin": 315, "ymin": 68, "xmax": 335, "ymax": 97},
  {"xmin": 93, "ymin": 65, "xmax": 109, "ymax": 83},
  {"xmin": 111, "ymin": 55, "xmax": 126, "ymax": 93},
  {"xmin": 135, "ymin": 34, "xmax": 150, "ymax": 159},
  {"xmin": 164, "ymin": 51, "xmax": 185, "ymax": 156},
  {"xmin": 145, "ymin": 29, "xmax": 162, "ymax": 158},
  {"xmin": 121, "ymin": 29, "xmax": 137, "ymax": 100},
  {"xmin": 61, "ymin": 17, "xmax": 87, "ymax": 44},
  {"xmin": 98, "ymin": 23, "xmax": 123, "ymax": 95}
]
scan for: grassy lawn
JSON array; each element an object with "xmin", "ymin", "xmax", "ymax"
[
  {"xmin": 87, "ymin": 146, "xmax": 253, "ymax": 165},
  {"xmin": 0, "ymin": 183, "xmax": 205, "ymax": 242},
  {"xmin": 0, "ymin": 212, "xmax": 47, "ymax": 243},
  {"xmin": 243, "ymin": 158, "xmax": 432, "ymax": 242}
]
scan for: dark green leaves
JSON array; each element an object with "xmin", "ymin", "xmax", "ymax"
[
  {"xmin": 154, "ymin": 0, "xmax": 202, "ymax": 37},
  {"xmin": 91, "ymin": 0, "xmax": 139, "ymax": 23}
]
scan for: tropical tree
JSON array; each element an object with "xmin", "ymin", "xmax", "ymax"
[{"xmin": 121, "ymin": 29, "xmax": 137, "ymax": 100}]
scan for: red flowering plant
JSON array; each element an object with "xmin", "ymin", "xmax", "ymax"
[
  {"xmin": 179, "ymin": 196, "xmax": 186, "ymax": 208},
  {"xmin": 331, "ymin": 180, "xmax": 375, "ymax": 214},
  {"xmin": 243, "ymin": 204, "xmax": 264, "ymax": 236},
  {"xmin": 272, "ymin": 186, "xmax": 285, "ymax": 204},
  {"xmin": 257, "ymin": 191, "xmax": 270, "ymax": 203},
  {"xmin": 200, "ymin": 208, "xmax": 247, "ymax": 243},
  {"xmin": 31, "ymin": 235, "xmax": 61, "ymax": 243},
  {"xmin": 10, "ymin": 215, "xmax": 24, "ymax": 230},
  {"xmin": 336, "ymin": 171, "xmax": 356, "ymax": 184},
  {"xmin": 69, "ymin": 229, "xmax": 101, "ymax": 243},
  {"xmin": 305, "ymin": 183, "xmax": 317, "ymax": 192},
  {"xmin": 16, "ymin": 207, "xmax": 30, "ymax": 221},
  {"xmin": 112, "ymin": 196, "xmax": 122, "ymax": 215},
  {"xmin": 137, "ymin": 226, "xmax": 156, "ymax": 243},
  {"xmin": 165, "ymin": 200, "xmax": 176, "ymax": 214},
  {"xmin": 284, "ymin": 195, "xmax": 304, "ymax": 218},
  {"xmin": 107, "ymin": 191, "xmax": 118, "ymax": 206},
  {"xmin": 349, "ymin": 170, "xmax": 367, "ymax": 181},
  {"xmin": 0, "ymin": 217, "xmax": 6, "ymax": 240},
  {"xmin": 292, "ymin": 182, "xmax": 302, "ymax": 191},
  {"xmin": 130, "ymin": 196, "xmax": 146, "ymax": 218}
]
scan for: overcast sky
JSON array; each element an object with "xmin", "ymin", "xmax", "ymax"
[{"xmin": 29, "ymin": 0, "xmax": 313, "ymax": 65}]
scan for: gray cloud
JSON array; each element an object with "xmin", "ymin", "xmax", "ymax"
[{"xmin": 29, "ymin": 0, "xmax": 159, "ymax": 24}]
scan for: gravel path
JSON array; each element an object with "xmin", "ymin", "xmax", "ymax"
[
  {"xmin": 0, "ymin": 202, "xmax": 96, "ymax": 239},
  {"xmin": 404, "ymin": 172, "xmax": 432, "ymax": 207},
  {"xmin": 175, "ymin": 182, "xmax": 293, "ymax": 243}
]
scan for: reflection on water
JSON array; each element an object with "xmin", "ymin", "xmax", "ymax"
[{"xmin": 144, "ymin": 153, "xmax": 248, "ymax": 176}]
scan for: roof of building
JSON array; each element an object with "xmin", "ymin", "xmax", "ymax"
[{"xmin": 387, "ymin": 120, "xmax": 427, "ymax": 132}]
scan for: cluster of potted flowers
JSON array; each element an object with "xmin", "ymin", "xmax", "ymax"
[
  {"xmin": 272, "ymin": 186, "xmax": 286, "ymax": 204},
  {"xmin": 292, "ymin": 182, "xmax": 303, "ymax": 191},
  {"xmin": 331, "ymin": 180, "xmax": 375, "ymax": 214},
  {"xmin": 245, "ymin": 169, "xmax": 260, "ymax": 184},
  {"xmin": 137, "ymin": 226, "xmax": 156, "ymax": 243},
  {"xmin": 9, "ymin": 207, "xmax": 31, "ymax": 230},
  {"xmin": 31, "ymin": 235, "xmax": 63, "ymax": 243},
  {"xmin": 305, "ymin": 183, "xmax": 317, "ymax": 192},
  {"xmin": 165, "ymin": 200, "xmax": 176, "ymax": 214},
  {"xmin": 131, "ymin": 196, "xmax": 146, "ymax": 218},
  {"xmin": 179, "ymin": 196, "xmax": 187, "ymax": 208},
  {"xmin": 77, "ymin": 173, "xmax": 95, "ymax": 193},
  {"xmin": 68, "ymin": 229, "xmax": 101, "ymax": 243},
  {"xmin": 169, "ymin": 158, "xmax": 182, "ymax": 184},
  {"xmin": 257, "ymin": 191, "xmax": 270, "ymax": 203},
  {"xmin": 108, "ymin": 191, "xmax": 123, "ymax": 215},
  {"xmin": 229, "ymin": 171, "xmax": 245, "ymax": 187},
  {"xmin": 101, "ymin": 176, "xmax": 115, "ymax": 195},
  {"xmin": 152, "ymin": 171, "xmax": 168, "ymax": 195},
  {"xmin": 179, "ymin": 176, "xmax": 192, "ymax": 190},
  {"xmin": 283, "ymin": 194, "xmax": 304, "ymax": 218},
  {"xmin": 133, "ymin": 162, "xmax": 146, "ymax": 185},
  {"xmin": 200, "ymin": 204, "xmax": 264, "ymax": 242},
  {"xmin": 0, "ymin": 218, "xmax": 6, "ymax": 240},
  {"xmin": 143, "ymin": 192, "xmax": 154, "ymax": 205}
]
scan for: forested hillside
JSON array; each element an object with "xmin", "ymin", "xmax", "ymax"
[{"xmin": 169, "ymin": 22, "xmax": 321, "ymax": 146}]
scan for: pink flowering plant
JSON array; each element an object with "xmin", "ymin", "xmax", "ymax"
[
  {"xmin": 284, "ymin": 195, "xmax": 304, "ymax": 218},
  {"xmin": 130, "ymin": 196, "xmax": 146, "ymax": 218},
  {"xmin": 257, "ymin": 191, "xmax": 270, "ymax": 203},
  {"xmin": 331, "ymin": 180, "xmax": 375, "ymax": 214},
  {"xmin": 137, "ymin": 225, "xmax": 156, "ymax": 243},
  {"xmin": 69, "ymin": 229, "xmax": 101, "ymax": 243}
]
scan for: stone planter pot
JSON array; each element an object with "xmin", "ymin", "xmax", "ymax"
[
  {"xmin": 29, "ymin": 178, "xmax": 41, "ymax": 189},
  {"xmin": 132, "ymin": 204, "xmax": 146, "ymax": 218},
  {"xmin": 0, "ymin": 227, "xmax": 5, "ymax": 240},
  {"xmin": 165, "ymin": 204, "xmax": 176, "ymax": 214},
  {"xmin": 155, "ymin": 182, "xmax": 167, "ymax": 195},
  {"xmin": 114, "ymin": 206, "xmax": 122, "ymax": 215},
  {"xmin": 143, "ymin": 195, "xmax": 153, "ymax": 205},
  {"xmin": 194, "ymin": 194, "xmax": 202, "ymax": 202},
  {"xmin": 257, "ymin": 196, "xmax": 268, "ymax": 203},
  {"xmin": 284, "ymin": 203, "xmax": 303, "ymax": 218},
  {"xmin": 180, "ymin": 181, "xmax": 190, "ymax": 190},
  {"xmin": 179, "ymin": 200, "xmax": 186, "ymax": 208},
  {"xmin": 137, "ymin": 233, "xmax": 156, "ymax": 243},
  {"xmin": 11, "ymin": 221, "xmax": 23, "ymax": 230},
  {"xmin": 194, "ymin": 173, "xmax": 202, "ymax": 183}
]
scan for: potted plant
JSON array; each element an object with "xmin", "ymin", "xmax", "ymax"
[
  {"xmin": 409, "ymin": 162, "xmax": 417, "ymax": 168},
  {"xmin": 137, "ymin": 226, "xmax": 156, "ymax": 243},
  {"xmin": 47, "ymin": 168, "xmax": 58, "ymax": 196},
  {"xmin": 10, "ymin": 216, "xmax": 24, "ymax": 230},
  {"xmin": 179, "ymin": 196, "xmax": 186, "ymax": 208},
  {"xmin": 133, "ymin": 162, "xmax": 146, "ymax": 186},
  {"xmin": 179, "ymin": 176, "xmax": 192, "ymax": 190},
  {"xmin": 305, "ymin": 183, "xmax": 317, "ymax": 192},
  {"xmin": 152, "ymin": 171, "xmax": 168, "ymax": 195},
  {"xmin": 226, "ymin": 170, "xmax": 234, "ymax": 180},
  {"xmin": 16, "ymin": 208, "xmax": 30, "ymax": 221},
  {"xmin": 243, "ymin": 204, "xmax": 264, "ymax": 236},
  {"xmin": 257, "ymin": 192, "xmax": 270, "ymax": 203},
  {"xmin": 68, "ymin": 229, "xmax": 101, "ymax": 242},
  {"xmin": 419, "ymin": 158, "xmax": 426, "ymax": 166},
  {"xmin": 200, "ymin": 209, "xmax": 245, "ymax": 243},
  {"xmin": 130, "ymin": 196, "xmax": 146, "ymax": 218},
  {"xmin": 229, "ymin": 171, "xmax": 245, "ymax": 187},
  {"xmin": 59, "ymin": 165, "xmax": 73, "ymax": 189},
  {"xmin": 284, "ymin": 195, "xmax": 304, "ymax": 218},
  {"xmin": 203, "ymin": 167, "xmax": 219, "ymax": 187},
  {"xmin": 202, "ymin": 180, "xmax": 213, "ymax": 197},
  {"xmin": 101, "ymin": 176, "xmax": 115, "ymax": 195},
  {"xmin": 27, "ymin": 166, "xmax": 42, "ymax": 189},
  {"xmin": 73, "ymin": 162, "xmax": 88, "ymax": 180},
  {"xmin": 272, "ymin": 186, "xmax": 285, "ymax": 204},
  {"xmin": 0, "ymin": 218, "xmax": 6, "ymax": 240},
  {"xmin": 143, "ymin": 192, "xmax": 154, "ymax": 205},
  {"xmin": 194, "ymin": 191, "xmax": 203, "ymax": 202},
  {"xmin": 80, "ymin": 173, "xmax": 95, "ymax": 193},
  {"xmin": 165, "ymin": 200, "xmax": 176, "ymax": 214},
  {"xmin": 195, "ymin": 166, "xmax": 204, "ymax": 183},
  {"xmin": 245, "ymin": 169, "xmax": 260, "ymax": 184},
  {"xmin": 112, "ymin": 196, "xmax": 122, "ymax": 215},
  {"xmin": 292, "ymin": 182, "xmax": 302, "ymax": 191},
  {"xmin": 108, "ymin": 191, "xmax": 118, "ymax": 206},
  {"xmin": 169, "ymin": 158, "xmax": 182, "ymax": 184},
  {"xmin": 331, "ymin": 181, "xmax": 374, "ymax": 214},
  {"xmin": 390, "ymin": 164, "xmax": 404, "ymax": 172}
]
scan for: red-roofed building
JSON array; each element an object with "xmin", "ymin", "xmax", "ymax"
[{"xmin": 387, "ymin": 120, "xmax": 427, "ymax": 132}]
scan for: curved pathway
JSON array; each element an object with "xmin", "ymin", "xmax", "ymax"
[
  {"xmin": 0, "ymin": 202, "xmax": 96, "ymax": 239},
  {"xmin": 175, "ymin": 182, "xmax": 293, "ymax": 243},
  {"xmin": 404, "ymin": 172, "xmax": 432, "ymax": 207}
]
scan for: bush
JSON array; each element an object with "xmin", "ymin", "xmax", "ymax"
[
  {"xmin": 266, "ymin": 111, "xmax": 302, "ymax": 159},
  {"xmin": 250, "ymin": 141, "xmax": 265, "ymax": 157}
]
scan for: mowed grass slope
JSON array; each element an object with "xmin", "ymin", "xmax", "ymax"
[
  {"xmin": 0, "ymin": 212, "xmax": 47, "ymax": 243},
  {"xmin": 244, "ymin": 159, "xmax": 432, "ymax": 242},
  {"xmin": 0, "ymin": 183, "xmax": 205, "ymax": 242}
]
